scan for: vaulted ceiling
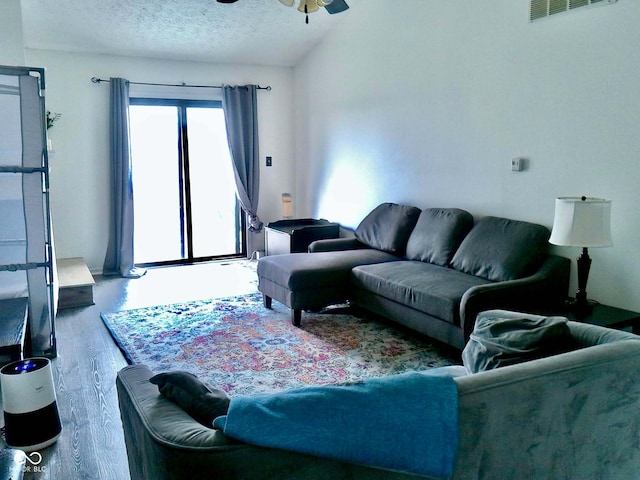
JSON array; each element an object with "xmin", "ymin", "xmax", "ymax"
[{"xmin": 20, "ymin": 0, "xmax": 359, "ymax": 67}]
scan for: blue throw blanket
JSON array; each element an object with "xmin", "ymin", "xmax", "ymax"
[{"xmin": 213, "ymin": 371, "xmax": 458, "ymax": 478}]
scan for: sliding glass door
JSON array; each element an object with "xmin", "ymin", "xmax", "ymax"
[{"xmin": 129, "ymin": 99, "xmax": 245, "ymax": 266}]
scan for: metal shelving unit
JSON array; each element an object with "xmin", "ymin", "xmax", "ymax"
[{"xmin": 0, "ymin": 65, "xmax": 57, "ymax": 358}]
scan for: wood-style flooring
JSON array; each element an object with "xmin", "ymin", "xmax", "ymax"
[{"xmin": 14, "ymin": 259, "xmax": 259, "ymax": 480}]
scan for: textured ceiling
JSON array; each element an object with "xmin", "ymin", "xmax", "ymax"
[{"xmin": 20, "ymin": 0, "xmax": 359, "ymax": 67}]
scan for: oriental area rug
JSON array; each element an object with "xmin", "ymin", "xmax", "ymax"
[{"xmin": 101, "ymin": 292, "xmax": 460, "ymax": 395}]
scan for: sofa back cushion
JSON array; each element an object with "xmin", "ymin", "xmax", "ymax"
[
  {"xmin": 450, "ymin": 216, "xmax": 550, "ymax": 281},
  {"xmin": 405, "ymin": 208, "xmax": 474, "ymax": 266},
  {"xmin": 355, "ymin": 203, "xmax": 421, "ymax": 255}
]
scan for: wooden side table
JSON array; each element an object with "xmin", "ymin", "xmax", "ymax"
[
  {"xmin": 555, "ymin": 303, "xmax": 640, "ymax": 334},
  {"xmin": 0, "ymin": 297, "xmax": 29, "ymax": 365},
  {"xmin": 57, "ymin": 257, "xmax": 95, "ymax": 308}
]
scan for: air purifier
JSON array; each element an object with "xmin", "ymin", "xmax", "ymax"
[{"xmin": 1, "ymin": 357, "xmax": 62, "ymax": 452}]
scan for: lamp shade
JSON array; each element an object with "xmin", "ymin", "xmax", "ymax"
[{"xmin": 549, "ymin": 197, "xmax": 612, "ymax": 247}]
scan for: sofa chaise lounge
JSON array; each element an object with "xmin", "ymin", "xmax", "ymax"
[
  {"xmin": 116, "ymin": 312, "xmax": 640, "ymax": 479},
  {"xmin": 257, "ymin": 203, "xmax": 570, "ymax": 348}
]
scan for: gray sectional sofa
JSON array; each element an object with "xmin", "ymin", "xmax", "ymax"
[
  {"xmin": 258, "ymin": 203, "xmax": 570, "ymax": 348},
  {"xmin": 116, "ymin": 314, "xmax": 640, "ymax": 479}
]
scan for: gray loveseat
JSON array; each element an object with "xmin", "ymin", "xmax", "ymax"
[
  {"xmin": 258, "ymin": 203, "xmax": 570, "ymax": 348},
  {"xmin": 116, "ymin": 314, "xmax": 640, "ymax": 479}
]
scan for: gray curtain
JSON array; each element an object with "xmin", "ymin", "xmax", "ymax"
[
  {"xmin": 222, "ymin": 85, "xmax": 263, "ymax": 233},
  {"xmin": 103, "ymin": 77, "xmax": 145, "ymax": 278}
]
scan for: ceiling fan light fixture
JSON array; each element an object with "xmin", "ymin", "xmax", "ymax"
[
  {"xmin": 297, "ymin": 0, "xmax": 320, "ymax": 14},
  {"xmin": 278, "ymin": 0, "xmax": 347, "ymax": 23}
]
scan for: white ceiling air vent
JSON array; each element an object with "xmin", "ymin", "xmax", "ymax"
[{"xmin": 530, "ymin": 0, "xmax": 618, "ymax": 22}]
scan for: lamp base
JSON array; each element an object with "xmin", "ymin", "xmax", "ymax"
[{"xmin": 565, "ymin": 297, "xmax": 599, "ymax": 319}]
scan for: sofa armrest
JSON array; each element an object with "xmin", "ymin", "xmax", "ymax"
[
  {"xmin": 459, "ymin": 255, "xmax": 570, "ymax": 341},
  {"xmin": 452, "ymin": 337, "xmax": 640, "ymax": 479},
  {"xmin": 308, "ymin": 237, "xmax": 368, "ymax": 252}
]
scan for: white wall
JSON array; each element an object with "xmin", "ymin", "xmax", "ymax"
[
  {"xmin": 294, "ymin": 0, "xmax": 640, "ymax": 312},
  {"xmin": 23, "ymin": 49, "xmax": 295, "ymax": 272},
  {"xmin": 0, "ymin": 0, "xmax": 25, "ymax": 66},
  {"xmin": 6, "ymin": 1, "xmax": 639, "ymax": 311}
]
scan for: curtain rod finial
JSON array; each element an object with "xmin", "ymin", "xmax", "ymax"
[{"xmin": 91, "ymin": 77, "xmax": 101, "ymax": 83}]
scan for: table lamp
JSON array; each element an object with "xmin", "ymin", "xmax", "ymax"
[
  {"xmin": 549, "ymin": 196, "xmax": 612, "ymax": 314},
  {"xmin": 282, "ymin": 193, "xmax": 293, "ymax": 219}
]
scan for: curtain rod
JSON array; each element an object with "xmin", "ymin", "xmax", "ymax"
[{"xmin": 90, "ymin": 77, "xmax": 271, "ymax": 91}]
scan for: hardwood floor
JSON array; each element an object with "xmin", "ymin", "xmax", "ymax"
[{"xmin": 14, "ymin": 259, "xmax": 259, "ymax": 480}]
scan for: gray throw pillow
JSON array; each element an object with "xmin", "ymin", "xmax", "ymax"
[
  {"xmin": 462, "ymin": 312, "xmax": 571, "ymax": 373},
  {"xmin": 150, "ymin": 371, "xmax": 230, "ymax": 427},
  {"xmin": 450, "ymin": 216, "xmax": 550, "ymax": 281},
  {"xmin": 405, "ymin": 208, "xmax": 474, "ymax": 266},
  {"xmin": 355, "ymin": 203, "xmax": 421, "ymax": 255}
]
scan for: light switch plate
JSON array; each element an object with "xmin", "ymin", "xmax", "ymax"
[{"xmin": 511, "ymin": 157, "xmax": 526, "ymax": 171}]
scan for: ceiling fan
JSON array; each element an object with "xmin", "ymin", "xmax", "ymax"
[{"xmin": 216, "ymin": 0, "xmax": 350, "ymax": 24}]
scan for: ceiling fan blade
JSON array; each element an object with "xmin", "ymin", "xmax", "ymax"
[{"xmin": 325, "ymin": 0, "xmax": 349, "ymax": 14}]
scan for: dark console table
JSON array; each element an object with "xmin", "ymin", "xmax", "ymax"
[
  {"xmin": 265, "ymin": 219, "xmax": 340, "ymax": 256},
  {"xmin": 539, "ymin": 302, "xmax": 640, "ymax": 334},
  {"xmin": 564, "ymin": 303, "xmax": 640, "ymax": 334}
]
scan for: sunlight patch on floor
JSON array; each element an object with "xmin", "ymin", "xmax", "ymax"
[{"xmin": 120, "ymin": 259, "xmax": 258, "ymax": 310}]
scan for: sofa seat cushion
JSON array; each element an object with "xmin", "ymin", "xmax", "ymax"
[
  {"xmin": 355, "ymin": 203, "xmax": 421, "ymax": 255},
  {"xmin": 257, "ymin": 249, "xmax": 400, "ymax": 290},
  {"xmin": 405, "ymin": 208, "xmax": 474, "ymax": 266},
  {"xmin": 450, "ymin": 216, "xmax": 550, "ymax": 282},
  {"xmin": 351, "ymin": 261, "xmax": 492, "ymax": 325}
]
